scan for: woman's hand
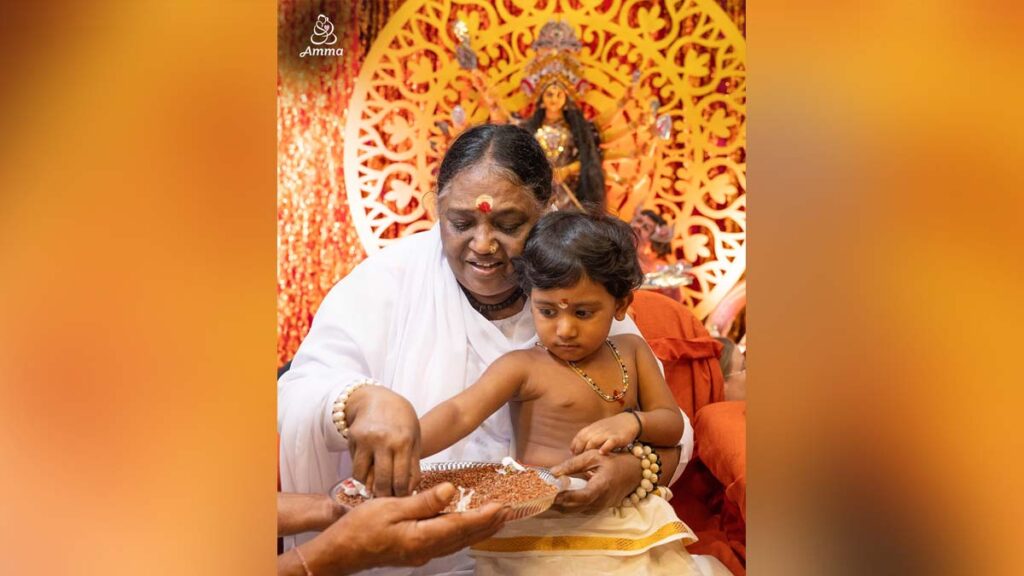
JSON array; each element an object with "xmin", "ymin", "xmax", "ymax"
[
  {"xmin": 288, "ymin": 483, "xmax": 510, "ymax": 575},
  {"xmin": 549, "ymin": 449, "xmax": 643, "ymax": 513},
  {"xmin": 277, "ymin": 493, "xmax": 348, "ymax": 537},
  {"xmin": 570, "ymin": 413, "xmax": 639, "ymax": 455},
  {"xmin": 344, "ymin": 386, "xmax": 421, "ymax": 497}
]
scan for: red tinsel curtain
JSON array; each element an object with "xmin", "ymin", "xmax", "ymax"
[{"xmin": 277, "ymin": 0, "xmax": 405, "ymax": 367}]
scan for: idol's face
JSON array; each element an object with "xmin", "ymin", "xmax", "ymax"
[
  {"xmin": 438, "ymin": 160, "xmax": 542, "ymax": 302},
  {"xmin": 542, "ymin": 84, "xmax": 568, "ymax": 116},
  {"xmin": 531, "ymin": 275, "xmax": 630, "ymax": 363}
]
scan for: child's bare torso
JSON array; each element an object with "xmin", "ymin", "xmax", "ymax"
[{"xmin": 509, "ymin": 335, "xmax": 640, "ymax": 468}]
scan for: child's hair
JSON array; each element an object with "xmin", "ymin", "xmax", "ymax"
[{"xmin": 514, "ymin": 211, "xmax": 644, "ymax": 300}]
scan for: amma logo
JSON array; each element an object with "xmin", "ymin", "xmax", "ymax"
[{"xmin": 300, "ymin": 14, "xmax": 344, "ymax": 58}]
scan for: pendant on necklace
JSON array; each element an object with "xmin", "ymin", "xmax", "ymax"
[{"xmin": 562, "ymin": 340, "xmax": 631, "ymax": 405}]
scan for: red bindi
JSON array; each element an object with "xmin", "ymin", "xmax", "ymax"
[{"xmin": 475, "ymin": 194, "xmax": 494, "ymax": 214}]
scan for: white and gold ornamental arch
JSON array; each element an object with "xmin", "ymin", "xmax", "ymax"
[{"xmin": 343, "ymin": 0, "xmax": 745, "ymax": 319}]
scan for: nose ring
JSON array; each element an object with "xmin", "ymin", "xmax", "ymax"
[{"xmin": 488, "ymin": 240, "xmax": 499, "ymax": 255}]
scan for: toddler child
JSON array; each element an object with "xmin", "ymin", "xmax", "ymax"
[{"xmin": 419, "ymin": 211, "xmax": 702, "ymax": 575}]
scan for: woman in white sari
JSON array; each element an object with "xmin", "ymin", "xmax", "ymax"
[{"xmin": 278, "ymin": 124, "xmax": 695, "ymax": 575}]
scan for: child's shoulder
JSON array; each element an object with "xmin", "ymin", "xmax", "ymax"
[
  {"xmin": 609, "ymin": 332, "xmax": 647, "ymax": 351},
  {"xmin": 498, "ymin": 345, "xmax": 548, "ymax": 366}
]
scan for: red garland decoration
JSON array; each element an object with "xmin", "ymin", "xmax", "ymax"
[{"xmin": 277, "ymin": 0, "xmax": 406, "ymax": 367}]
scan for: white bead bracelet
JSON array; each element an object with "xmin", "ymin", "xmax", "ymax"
[
  {"xmin": 331, "ymin": 378, "xmax": 379, "ymax": 439},
  {"xmin": 620, "ymin": 442, "xmax": 668, "ymax": 507}
]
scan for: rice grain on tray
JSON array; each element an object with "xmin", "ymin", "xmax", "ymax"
[{"xmin": 335, "ymin": 465, "xmax": 557, "ymax": 512}]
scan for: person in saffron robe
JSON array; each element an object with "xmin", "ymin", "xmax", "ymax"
[
  {"xmin": 631, "ymin": 208, "xmax": 675, "ymax": 274},
  {"xmin": 632, "ymin": 208, "xmax": 686, "ymax": 301}
]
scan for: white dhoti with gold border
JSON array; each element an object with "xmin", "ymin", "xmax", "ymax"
[{"xmin": 470, "ymin": 497, "xmax": 702, "ymax": 575}]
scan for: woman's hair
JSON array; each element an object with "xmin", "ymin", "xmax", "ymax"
[
  {"xmin": 522, "ymin": 96, "xmax": 606, "ymax": 208},
  {"xmin": 514, "ymin": 211, "xmax": 643, "ymax": 300},
  {"xmin": 437, "ymin": 123, "xmax": 552, "ymax": 205},
  {"xmin": 641, "ymin": 209, "xmax": 673, "ymax": 258}
]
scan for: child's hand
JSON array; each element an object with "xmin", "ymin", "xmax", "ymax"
[{"xmin": 570, "ymin": 413, "xmax": 641, "ymax": 455}]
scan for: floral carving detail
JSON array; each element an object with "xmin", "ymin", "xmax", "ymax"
[{"xmin": 344, "ymin": 0, "xmax": 745, "ymax": 319}]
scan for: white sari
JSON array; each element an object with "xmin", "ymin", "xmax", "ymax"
[{"xmin": 277, "ymin": 224, "xmax": 694, "ymax": 575}]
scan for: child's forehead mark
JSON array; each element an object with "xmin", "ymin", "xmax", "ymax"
[
  {"xmin": 475, "ymin": 194, "xmax": 494, "ymax": 214},
  {"xmin": 557, "ymin": 298, "xmax": 569, "ymax": 309}
]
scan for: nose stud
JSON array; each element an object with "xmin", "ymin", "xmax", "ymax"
[{"xmin": 488, "ymin": 240, "xmax": 498, "ymax": 255}]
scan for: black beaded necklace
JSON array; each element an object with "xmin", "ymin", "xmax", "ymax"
[{"xmin": 461, "ymin": 285, "xmax": 525, "ymax": 314}]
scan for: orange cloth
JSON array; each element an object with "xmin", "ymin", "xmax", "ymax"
[
  {"xmin": 630, "ymin": 292, "xmax": 743, "ymax": 574},
  {"xmin": 695, "ymin": 401, "xmax": 747, "ymax": 521},
  {"xmin": 629, "ymin": 291, "xmax": 725, "ymax": 420},
  {"xmin": 669, "ymin": 461, "xmax": 746, "ymax": 576},
  {"xmin": 692, "ymin": 401, "xmax": 747, "ymax": 574}
]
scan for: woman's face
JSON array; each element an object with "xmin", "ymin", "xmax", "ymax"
[
  {"xmin": 438, "ymin": 160, "xmax": 543, "ymax": 301},
  {"xmin": 542, "ymin": 84, "xmax": 567, "ymax": 116}
]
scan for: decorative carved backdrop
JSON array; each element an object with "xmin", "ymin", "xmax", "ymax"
[{"xmin": 278, "ymin": 0, "xmax": 745, "ymax": 366}]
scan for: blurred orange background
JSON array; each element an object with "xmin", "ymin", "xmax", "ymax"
[
  {"xmin": 0, "ymin": 1, "xmax": 1021, "ymax": 575},
  {"xmin": 0, "ymin": 1, "xmax": 277, "ymax": 574},
  {"xmin": 750, "ymin": 1, "xmax": 1024, "ymax": 574}
]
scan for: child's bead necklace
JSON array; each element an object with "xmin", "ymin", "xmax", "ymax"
[{"xmin": 540, "ymin": 340, "xmax": 630, "ymax": 405}]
